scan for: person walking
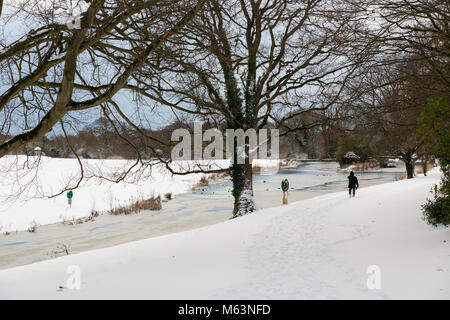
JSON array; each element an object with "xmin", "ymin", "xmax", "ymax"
[{"xmin": 348, "ymin": 171, "xmax": 359, "ymax": 197}]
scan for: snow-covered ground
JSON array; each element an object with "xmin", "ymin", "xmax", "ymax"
[
  {"xmin": 0, "ymin": 168, "xmax": 448, "ymax": 299},
  {"xmin": 0, "ymin": 156, "xmax": 286, "ymax": 232},
  {"xmin": 0, "ymin": 156, "xmax": 218, "ymax": 232}
]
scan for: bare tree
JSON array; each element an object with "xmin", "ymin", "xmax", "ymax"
[
  {"xmin": 340, "ymin": 0, "xmax": 449, "ymax": 178},
  {"xmin": 355, "ymin": 0, "xmax": 449, "ymax": 96},
  {"xmin": 0, "ymin": 0, "xmax": 389, "ymax": 218},
  {"xmin": 340, "ymin": 57, "xmax": 443, "ymax": 178},
  {"xmin": 0, "ymin": 0, "xmax": 207, "ymax": 158},
  {"xmin": 127, "ymin": 0, "xmax": 372, "ymax": 216},
  {"xmin": 0, "ymin": 0, "xmax": 209, "ymax": 201}
]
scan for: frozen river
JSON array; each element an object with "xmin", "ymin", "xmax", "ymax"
[{"xmin": 0, "ymin": 162, "xmax": 404, "ymax": 269}]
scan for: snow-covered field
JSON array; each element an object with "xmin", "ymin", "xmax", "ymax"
[
  {"xmin": 0, "ymin": 156, "xmax": 213, "ymax": 232},
  {"xmin": 0, "ymin": 156, "xmax": 283, "ymax": 232},
  {"xmin": 0, "ymin": 168, "xmax": 448, "ymax": 299}
]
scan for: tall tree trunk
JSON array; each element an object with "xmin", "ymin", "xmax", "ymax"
[
  {"xmin": 231, "ymin": 161, "xmax": 245, "ymax": 216},
  {"xmin": 231, "ymin": 137, "xmax": 256, "ymax": 217},
  {"xmin": 401, "ymin": 150, "xmax": 415, "ymax": 179},
  {"xmin": 406, "ymin": 161, "xmax": 414, "ymax": 179},
  {"xmin": 422, "ymin": 160, "xmax": 428, "ymax": 176}
]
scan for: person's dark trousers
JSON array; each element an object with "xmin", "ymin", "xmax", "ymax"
[{"xmin": 349, "ymin": 187, "xmax": 356, "ymax": 197}]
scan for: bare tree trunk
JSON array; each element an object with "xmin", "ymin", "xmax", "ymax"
[
  {"xmin": 406, "ymin": 161, "xmax": 415, "ymax": 179},
  {"xmin": 422, "ymin": 160, "xmax": 428, "ymax": 176},
  {"xmin": 231, "ymin": 138, "xmax": 256, "ymax": 217},
  {"xmin": 137, "ymin": 0, "xmax": 368, "ymax": 217},
  {"xmin": 401, "ymin": 150, "xmax": 415, "ymax": 179},
  {"xmin": 231, "ymin": 162, "xmax": 243, "ymax": 215}
]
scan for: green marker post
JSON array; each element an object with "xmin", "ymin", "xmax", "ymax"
[
  {"xmin": 67, "ymin": 191, "xmax": 73, "ymax": 207},
  {"xmin": 281, "ymin": 179, "xmax": 289, "ymax": 205}
]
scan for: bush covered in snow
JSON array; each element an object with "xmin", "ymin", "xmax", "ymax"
[
  {"xmin": 335, "ymin": 136, "xmax": 374, "ymax": 167},
  {"xmin": 422, "ymin": 185, "xmax": 450, "ymax": 226},
  {"xmin": 418, "ymin": 98, "xmax": 450, "ymax": 227},
  {"xmin": 338, "ymin": 151, "xmax": 361, "ymax": 166}
]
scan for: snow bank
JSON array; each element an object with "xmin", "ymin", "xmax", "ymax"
[
  {"xmin": 252, "ymin": 158, "xmax": 280, "ymax": 168},
  {"xmin": 0, "ymin": 167, "xmax": 448, "ymax": 299}
]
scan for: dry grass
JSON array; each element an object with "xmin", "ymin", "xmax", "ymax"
[
  {"xmin": 191, "ymin": 172, "xmax": 229, "ymax": 192},
  {"xmin": 211, "ymin": 172, "xmax": 229, "ymax": 180},
  {"xmin": 198, "ymin": 176, "xmax": 209, "ymax": 187},
  {"xmin": 252, "ymin": 165, "xmax": 262, "ymax": 174},
  {"xmin": 191, "ymin": 176, "xmax": 210, "ymax": 192},
  {"xmin": 394, "ymin": 163, "xmax": 434, "ymax": 181},
  {"xmin": 110, "ymin": 195, "xmax": 162, "ymax": 215},
  {"xmin": 416, "ymin": 163, "xmax": 435, "ymax": 174},
  {"xmin": 395, "ymin": 172, "xmax": 408, "ymax": 181},
  {"xmin": 199, "ymin": 173, "xmax": 228, "ymax": 187}
]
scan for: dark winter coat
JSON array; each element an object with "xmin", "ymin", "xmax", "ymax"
[{"xmin": 348, "ymin": 172, "xmax": 359, "ymax": 189}]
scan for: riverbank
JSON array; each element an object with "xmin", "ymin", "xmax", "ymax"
[
  {"xmin": 0, "ymin": 168, "xmax": 447, "ymax": 299},
  {"xmin": 0, "ymin": 162, "xmax": 403, "ymax": 270},
  {"xmin": 0, "ymin": 157, "xmax": 301, "ymax": 233}
]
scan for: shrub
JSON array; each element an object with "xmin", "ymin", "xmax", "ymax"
[
  {"xmin": 110, "ymin": 195, "xmax": 162, "ymax": 215},
  {"xmin": 422, "ymin": 185, "xmax": 450, "ymax": 227},
  {"xmin": 198, "ymin": 176, "xmax": 209, "ymax": 187},
  {"xmin": 336, "ymin": 136, "xmax": 373, "ymax": 166},
  {"xmin": 418, "ymin": 97, "xmax": 450, "ymax": 226}
]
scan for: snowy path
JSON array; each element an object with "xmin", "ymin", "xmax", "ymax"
[
  {"xmin": 224, "ymin": 193, "xmax": 387, "ymax": 299},
  {"xmin": 0, "ymin": 170, "xmax": 448, "ymax": 299},
  {"xmin": 228, "ymin": 172, "xmax": 449, "ymax": 299}
]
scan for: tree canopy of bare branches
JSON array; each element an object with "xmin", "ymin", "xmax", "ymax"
[
  {"xmin": 127, "ymin": 0, "xmax": 375, "ymax": 215},
  {"xmin": 0, "ymin": 0, "xmax": 207, "ymax": 158}
]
